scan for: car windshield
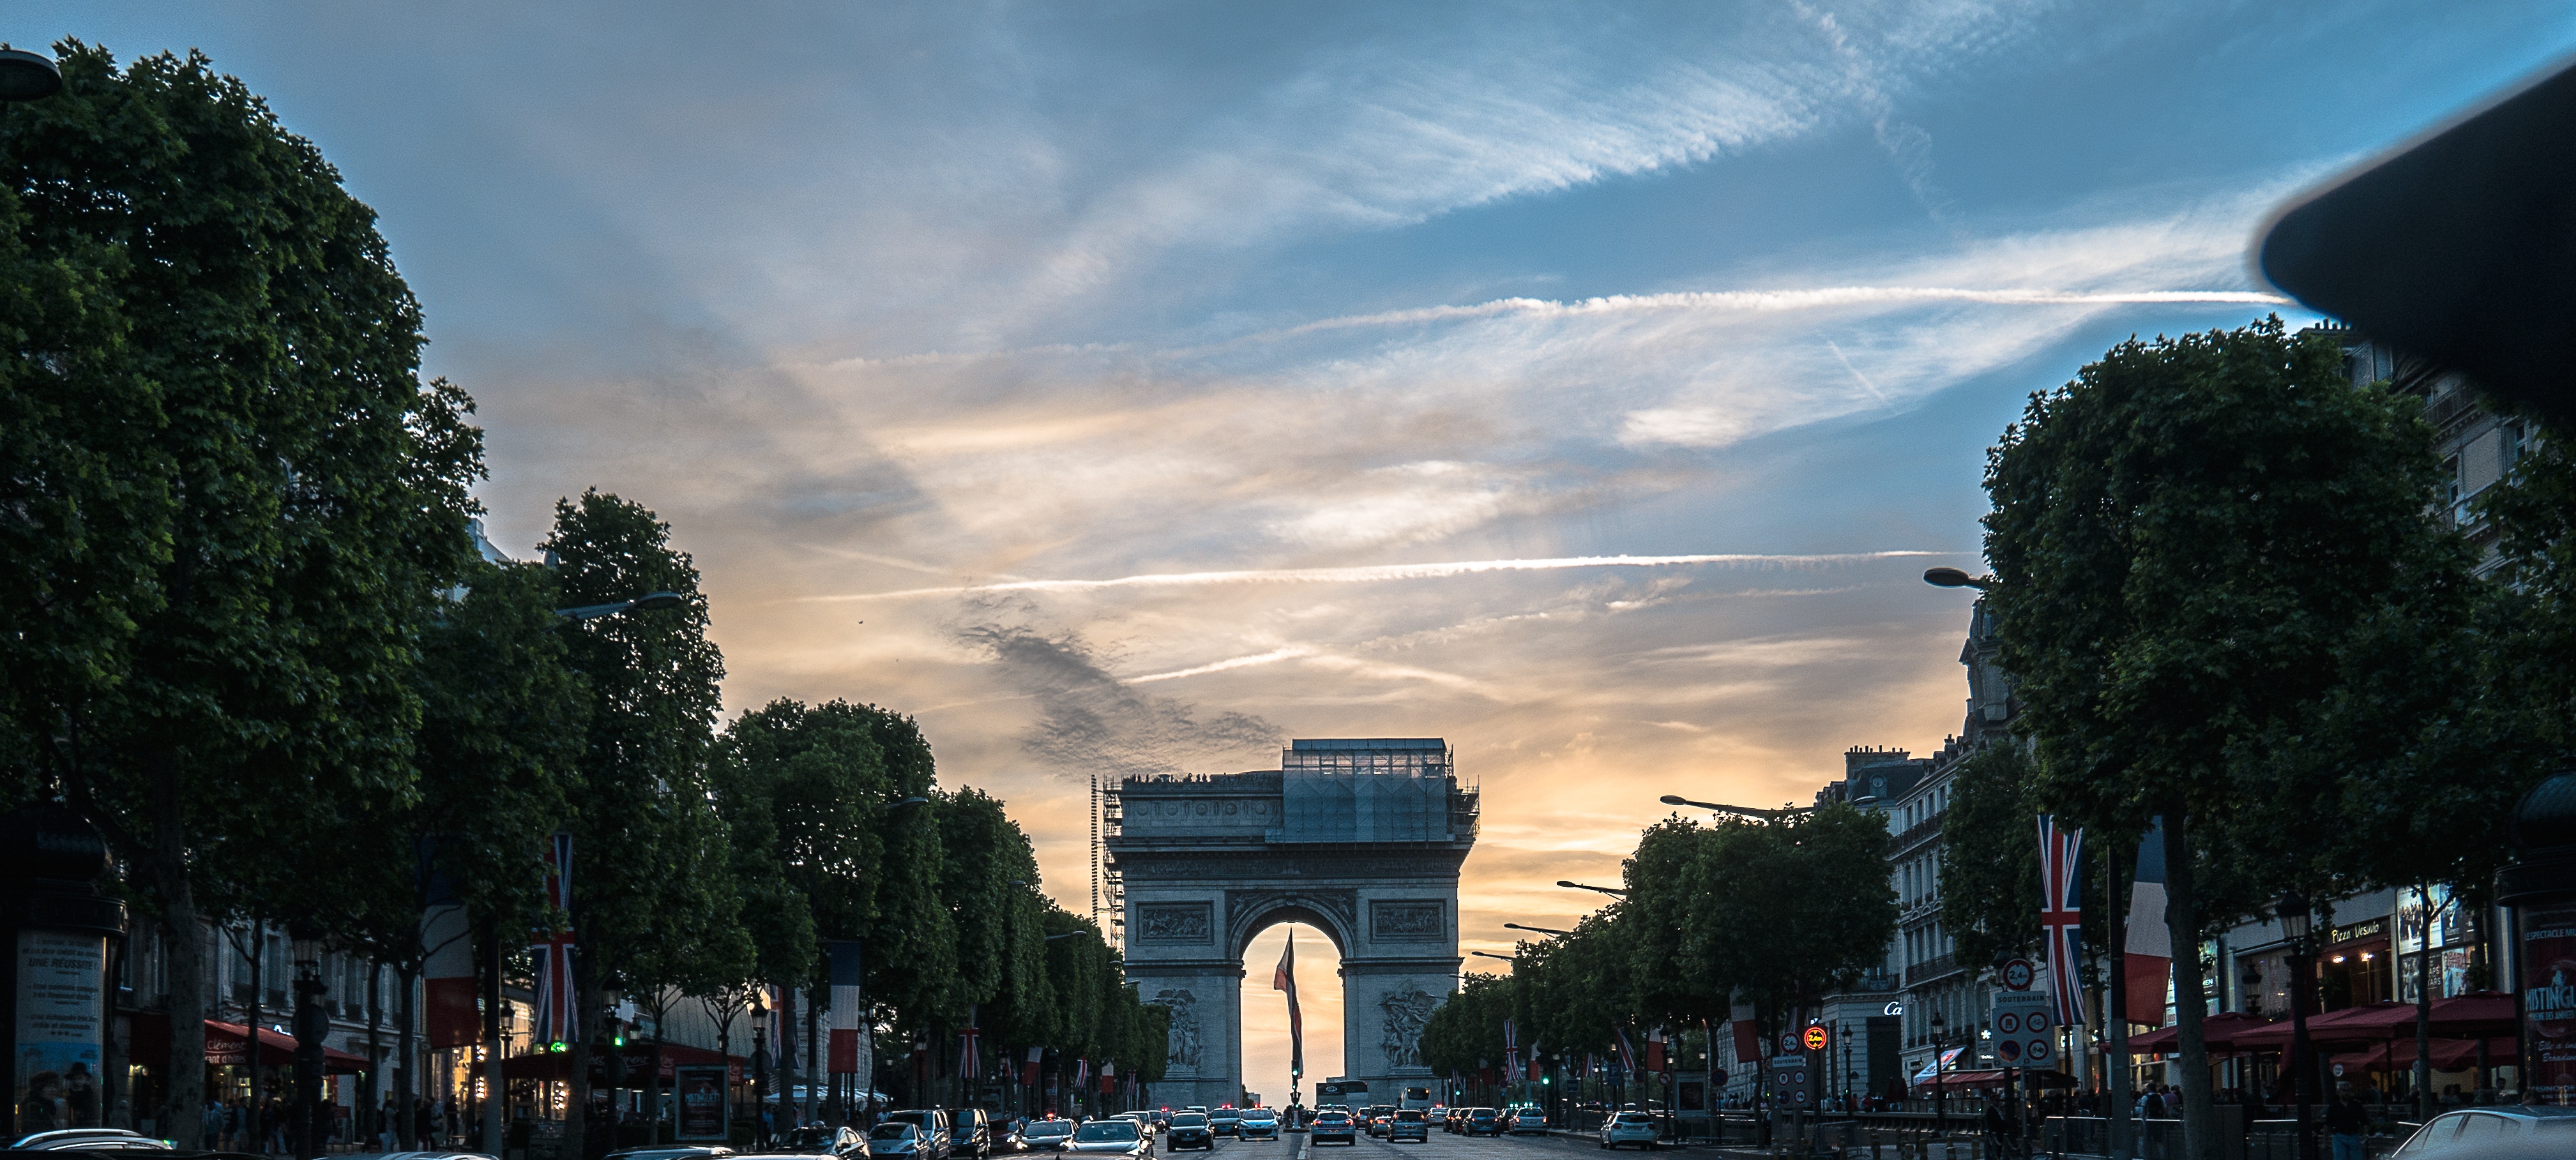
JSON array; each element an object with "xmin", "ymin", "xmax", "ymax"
[
  {"xmin": 1026, "ymin": 1123, "xmax": 1072, "ymax": 1136},
  {"xmin": 1073, "ymin": 1123, "xmax": 1138, "ymax": 1143},
  {"xmin": 1396, "ymin": 1112, "xmax": 1424, "ymax": 1122},
  {"xmin": 1170, "ymin": 1115, "xmax": 1206, "ymax": 1127},
  {"xmin": 868, "ymin": 1126, "xmax": 916, "ymax": 1142}
]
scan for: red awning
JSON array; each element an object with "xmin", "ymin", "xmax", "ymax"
[
  {"xmin": 2320, "ymin": 992, "xmax": 2519, "ymax": 1041},
  {"xmin": 2228, "ymin": 1002, "xmax": 2418, "ymax": 1052},
  {"xmin": 2119, "ymin": 1013, "xmax": 2276, "ymax": 1055},
  {"xmin": 1920, "ymin": 1069, "xmax": 2009, "ymax": 1090},
  {"xmin": 2327, "ymin": 1035, "xmax": 2518, "ymax": 1074},
  {"xmin": 499, "ymin": 1043, "xmax": 743, "ymax": 1085},
  {"xmin": 204, "ymin": 1021, "xmax": 369, "ymax": 1073}
]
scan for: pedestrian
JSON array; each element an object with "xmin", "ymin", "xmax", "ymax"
[
  {"xmin": 203, "ymin": 1099, "xmax": 224, "ymax": 1148},
  {"xmin": 2325, "ymin": 1085, "xmax": 2367, "ymax": 1160}
]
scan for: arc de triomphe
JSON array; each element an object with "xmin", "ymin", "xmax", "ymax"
[{"xmin": 1108, "ymin": 738, "xmax": 1476, "ymax": 1110}]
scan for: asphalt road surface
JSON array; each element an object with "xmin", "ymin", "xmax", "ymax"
[{"xmin": 1165, "ymin": 1126, "xmax": 1625, "ymax": 1160}]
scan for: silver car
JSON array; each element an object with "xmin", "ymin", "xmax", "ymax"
[
  {"xmin": 2391, "ymin": 1106, "xmax": 2576, "ymax": 1159},
  {"xmin": 1060, "ymin": 1120, "xmax": 1148, "ymax": 1159}
]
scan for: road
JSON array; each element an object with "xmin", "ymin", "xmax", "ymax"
[{"xmin": 1160, "ymin": 1126, "xmax": 1627, "ymax": 1160}]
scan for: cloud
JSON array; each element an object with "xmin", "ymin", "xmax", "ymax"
[
  {"xmin": 819, "ymin": 550, "xmax": 1946, "ymax": 601},
  {"xmin": 957, "ymin": 623, "xmax": 1282, "ymax": 776}
]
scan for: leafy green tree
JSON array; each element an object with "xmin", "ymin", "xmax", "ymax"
[
  {"xmin": 542, "ymin": 491, "xmax": 749, "ymax": 1157},
  {"xmin": 1622, "ymin": 817, "xmax": 1729, "ymax": 1028},
  {"xmin": 1, "ymin": 45, "xmax": 481, "ymax": 1143},
  {"xmin": 1420, "ymin": 972, "xmax": 1511, "ymax": 1099},
  {"xmin": 1937, "ymin": 743, "xmax": 2043, "ymax": 971},
  {"xmin": 1982, "ymin": 318, "xmax": 2464, "ymax": 1160}
]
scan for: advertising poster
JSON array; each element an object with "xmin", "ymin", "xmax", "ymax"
[
  {"xmin": 15, "ymin": 931, "xmax": 107, "ymax": 1133},
  {"xmin": 2522, "ymin": 903, "xmax": 2576, "ymax": 1106},
  {"xmin": 676, "ymin": 1064, "xmax": 729, "ymax": 1140}
]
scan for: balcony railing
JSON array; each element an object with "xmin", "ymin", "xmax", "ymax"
[{"xmin": 1905, "ymin": 952, "xmax": 1957, "ymax": 986}]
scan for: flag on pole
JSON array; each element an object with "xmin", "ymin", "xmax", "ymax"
[
  {"xmin": 1612, "ymin": 1029, "xmax": 1637, "ymax": 1075},
  {"xmin": 1075, "ymin": 1058, "xmax": 1090, "ymax": 1088},
  {"xmin": 1644, "ymin": 1027, "xmax": 1667, "ymax": 1073},
  {"xmin": 960, "ymin": 1009, "xmax": 981, "ymax": 1081},
  {"xmin": 828, "ymin": 940, "xmax": 865, "ymax": 1073},
  {"xmin": 418, "ymin": 837, "xmax": 478, "ymax": 1048},
  {"xmin": 1503, "ymin": 1017, "xmax": 1519, "ymax": 1078},
  {"xmin": 529, "ymin": 831, "xmax": 577, "ymax": 1046},
  {"xmin": 2037, "ymin": 813, "xmax": 2089, "ymax": 1028},
  {"xmin": 1273, "ymin": 930, "xmax": 1304, "ymax": 1079},
  {"xmin": 1023, "ymin": 1047, "xmax": 1042, "ymax": 1088},
  {"xmin": 2124, "ymin": 817, "xmax": 2173, "ymax": 1025}
]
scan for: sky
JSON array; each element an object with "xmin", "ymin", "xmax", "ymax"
[{"xmin": 18, "ymin": 0, "xmax": 2575, "ymax": 1101}]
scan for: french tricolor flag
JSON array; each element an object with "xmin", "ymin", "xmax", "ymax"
[
  {"xmin": 2123, "ymin": 818, "xmax": 2172, "ymax": 1026},
  {"xmin": 829, "ymin": 940, "xmax": 865, "ymax": 1073}
]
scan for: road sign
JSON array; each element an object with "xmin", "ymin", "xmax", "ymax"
[
  {"xmin": 1780, "ymin": 1032, "xmax": 1801, "ymax": 1056},
  {"xmin": 1803, "ymin": 1025, "xmax": 1830, "ymax": 1052},
  {"xmin": 1990, "ymin": 991, "xmax": 2053, "ymax": 1068},
  {"xmin": 1771, "ymin": 1056, "xmax": 1812, "ymax": 1108},
  {"xmin": 2001, "ymin": 958, "xmax": 2036, "ymax": 991}
]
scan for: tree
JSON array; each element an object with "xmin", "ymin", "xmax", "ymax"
[
  {"xmin": 340, "ymin": 557, "xmax": 585, "ymax": 1145},
  {"xmin": 542, "ymin": 490, "xmax": 748, "ymax": 1158},
  {"xmin": 1420, "ymin": 973, "xmax": 1512, "ymax": 1101},
  {"xmin": 1937, "ymin": 742, "xmax": 2043, "ymax": 972},
  {"xmin": 1982, "ymin": 318, "xmax": 2464, "ymax": 1160},
  {"xmin": 1, "ymin": 44, "xmax": 481, "ymax": 1143}
]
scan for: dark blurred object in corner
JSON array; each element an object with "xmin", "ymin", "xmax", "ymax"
[{"xmin": 2259, "ymin": 57, "xmax": 2576, "ymax": 429}]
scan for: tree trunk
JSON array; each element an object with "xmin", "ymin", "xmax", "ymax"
[
  {"xmin": 397, "ymin": 964, "xmax": 419, "ymax": 1149},
  {"xmin": 2160, "ymin": 810, "xmax": 2218, "ymax": 1160},
  {"xmin": 157, "ymin": 870, "xmax": 207, "ymax": 1146},
  {"xmin": 651, "ymin": 1011, "xmax": 668, "ymax": 1146},
  {"xmin": 805, "ymin": 988, "xmax": 820, "ymax": 1126},
  {"xmin": 365, "ymin": 960, "xmax": 383, "ymax": 1149},
  {"xmin": 2107, "ymin": 840, "xmax": 2133, "ymax": 1160},
  {"xmin": 566, "ymin": 945, "xmax": 598, "ymax": 1160},
  {"xmin": 2414, "ymin": 886, "xmax": 2436, "ymax": 1119}
]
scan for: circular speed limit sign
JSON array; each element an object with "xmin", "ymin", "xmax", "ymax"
[
  {"xmin": 2001, "ymin": 959, "xmax": 2036, "ymax": 990},
  {"xmin": 1997, "ymin": 1012, "xmax": 2020, "ymax": 1034},
  {"xmin": 2026, "ymin": 1037, "xmax": 2053, "ymax": 1063}
]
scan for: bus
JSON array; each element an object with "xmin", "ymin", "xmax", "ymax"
[{"xmin": 1400, "ymin": 1087, "xmax": 1434, "ymax": 1113}]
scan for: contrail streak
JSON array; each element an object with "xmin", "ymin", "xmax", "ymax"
[
  {"xmin": 1255, "ymin": 287, "xmax": 2289, "ymax": 341},
  {"xmin": 808, "ymin": 550, "xmax": 1948, "ymax": 601}
]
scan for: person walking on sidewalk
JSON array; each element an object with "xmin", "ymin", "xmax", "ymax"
[{"xmin": 2325, "ymin": 1085, "xmax": 2367, "ymax": 1160}]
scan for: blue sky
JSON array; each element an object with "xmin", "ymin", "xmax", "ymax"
[{"xmin": 21, "ymin": 0, "xmax": 2574, "ymax": 1092}]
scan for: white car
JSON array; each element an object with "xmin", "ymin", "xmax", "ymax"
[
  {"xmin": 2391, "ymin": 1106, "xmax": 2576, "ymax": 1159},
  {"xmin": 1597, "ymin": 1111, "xmax": 1658, "ymax": 1150}
]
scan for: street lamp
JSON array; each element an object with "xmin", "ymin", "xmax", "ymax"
[
  {"xmin": 2276, "ymin": 893, "xmax": 2319, "ymax": 1160},
  {"xmin": 1921, "ymin": 568, "xmax": 1995, "ymax": 591},
  {"xmin": 288, "ymin": 920, "xmax": 328, "ymax": 1160},
  {"xmin": 555, "ymin": 591, "xmax": 688, "ymax": 621},
  {"xmin": 1928, "ymin": 1011, "xmax": 1950, "ymax": 1138},
  {"xmin": 1503, "ymin": 923, "xmax": 1569, "ymax": 937},
  {"xmin": 1658, "ymin": 794, "xmax": 1814, "ymax": 821},
  {"xmin": 1469, "ymin": 951, "xmax": 1515, "ymax": 966},
  {"xmin": 1556, "ymin": 880, "xmax": 1628, "ymax": 898},
  {"xmin": 752, "ymin": 990, "xmax": 772, "ymax": 1148},
  {"xmin": 0, "ymin": 47, "xmax": 62, "ymax": 101}
]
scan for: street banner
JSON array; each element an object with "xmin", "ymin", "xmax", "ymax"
[
  {"xmin": 828, "ymin": 940, "xmax": 865, "ymax": 1073},
  {"xmin": 771, "ymin": 984, "xmax": 792, "ymax": 1068},
  {"xmin": 960, "ymin": 1009, "xmax": 981, "ymax": 1081},
  {"xmin": 418, "ymin": 837, "xmax": 478, "ymax": 1048},
  {"xmin": 1023, "ymin": 1046, "xmax": 1042, "ymax": 1088},
  {"xmin": 1274, "ymin": 930, "xmax": 1303, "ymax": 1079},
  {"xmin": 1645, "ymin": 1027, "xmax": 1666, "ymax": 1073},
  {"xmin": 2036, "ymin": 814, "xmax": 2088, "ymax": 1028},
  {"xmin": 529, "ymin": 831, "xmax": 577, "ymax": 1046},
  {"xmin": 1731, "ymin": 1020, "xmax": 1758, "ymax": 1067},
  {"xmin": 1503, "ymin": 1017, "xmax": 1518, "ymax": 1078},
  {"xmin": 1612, "ymin": 1028, "xmax": 1637, "ymax": 1074},
  {"xmin": 2124, "ymin": 818, "xmax": 2173, "ymax": 1025},
  {"xmin": 2521, "ymin": 903, "xmax": 2576, "ymax": 1104}
]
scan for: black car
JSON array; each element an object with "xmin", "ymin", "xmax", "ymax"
[{"xmin": 1163, "ymin": 1114, "xmax": 1214, "ymax": 1152}]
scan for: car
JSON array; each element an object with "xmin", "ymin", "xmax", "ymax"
[
  {"xmin": 950, "ymin": 1110, "xmax": 994, "ymax": 1160},
  {"xmin": 868, "ymin": 1123, "xmax": 944, "ymax": 1160},
  {"xmin": 609, "ymin": 1150, "xmax": 735, "ymax": 1160},
  {"xmin": 1060, "ymin": 1120, "xmax": 1148, "ymax": 1159},
  {"xmin": 776, "ymin": 1126, "xmax": 869, "ymax": 1157},
  {"xmin": 1363, "ymin": 1106, "xmax": 1395, "ymax": 1138},
  {"xmin": 1235, "ymin": 1110, "xmax": 1278, "ymax": 1141},
  {"xmin": 1386, "ymin": 1111, "xmax": 1428, "ymax": 1143},
  {"xmin": 1598, "ymin": 1111, "xmax": 1658, "ymax": 1150},
  {"xmin": 1163, "ymin": 1113, "xmax": 1215, "ymax": 1153},
  {"xmin": 1308, "ymin": 1112, "xmax": 1356, "ymax": 1147},
  {"xmin": 1504, "ymin": 1107, "xmax": 1549, "ymax": 1136},
  {"xmin": 1019, "ymin": 1121, "xmax": 1075, "ymax": 1153},
  {"xmin": 8, "ymin": 1131, "xmax": 175, "ymax": 1153},
  {"xmin": 2391, "ymin": 1106, "xmax": 2576, "ymax": 1159},
  {"xmin": 1441, "ymin": 1109, "xmax": 1464, "ymax": 1134},
  {"xmin": 1464, "ymin": 1109, "xmax": 1503, "ymax": 1138},
  {"xmin": 1206, "ymin": 1110, "xmax": 1239, "ymax": 1138}
]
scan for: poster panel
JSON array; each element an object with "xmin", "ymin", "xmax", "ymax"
[
  {"xmin": 675, "ymin": 1064, "xmax": 730, "ymax": 1140},
  {"xmin": 2522, "ymin": 903, "xmax": 2576, "ymax": 1106},
  {"xmin": 15, "ymin": 931, "xmax": 107, "ymax": 1133}
]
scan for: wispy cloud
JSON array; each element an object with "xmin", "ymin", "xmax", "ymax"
[
  {"xmin": 814, "ymin": 550, "xmax": 1947, "ymax": 601},
  {"xmin": 1240, "ymin": 286, "xmax": 2287, "ymax": 343}
]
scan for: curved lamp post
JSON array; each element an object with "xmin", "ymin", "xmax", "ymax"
[
  {"xmin": 1555, "ymin": 880, "xmax": 1628, "ymax": 898},
  {"xmin": 554, "ymin": 591, "xmax": 688, "ymax": 621},
  {"xmin": 2276, "ymin": 894, "xmax": 2318, "ymax": 1160},
  {"xmin": 0, "ymin": 47, "xmax": 62, "ymax": 101},
  {"xmin": 289, "ymin": 921, "xmax": 328, "ymax": 1160},
  {"xmin": 1503, "ymin": 923, "xmax": 1568, "ymax": 937},
  {"xmin": 1658, "ymin": 794, "xmax": 1813, "ymax": 822},
  {"xmin": 1921, "ymin": 568, "xmax": 1995, "ymax": 591}
]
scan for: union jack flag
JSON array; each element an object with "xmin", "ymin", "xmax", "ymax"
[
  {"xmin": 2036, "ymin": 813, "xmax": 2086, "ymax": 1028},
  {"xmin": 959, "ymin": 1009, "xmax": 981, "ymax": 1081},
  {"xmin": 531, "ymin": 831, "xmax": 577, "ymax": 1046},
  {"xmin": 1503, "ymin": 1017, "xmax": 1519, "ymax": 1078}
]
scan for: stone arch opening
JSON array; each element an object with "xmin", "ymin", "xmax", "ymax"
[
  {"xmin": 1227, "ymin": 899, "xmax": 1354, "ymax": 963},
  {"xmin": 1238, "ymin": 921, "xmax": 1343, "ymax": 1110}
]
